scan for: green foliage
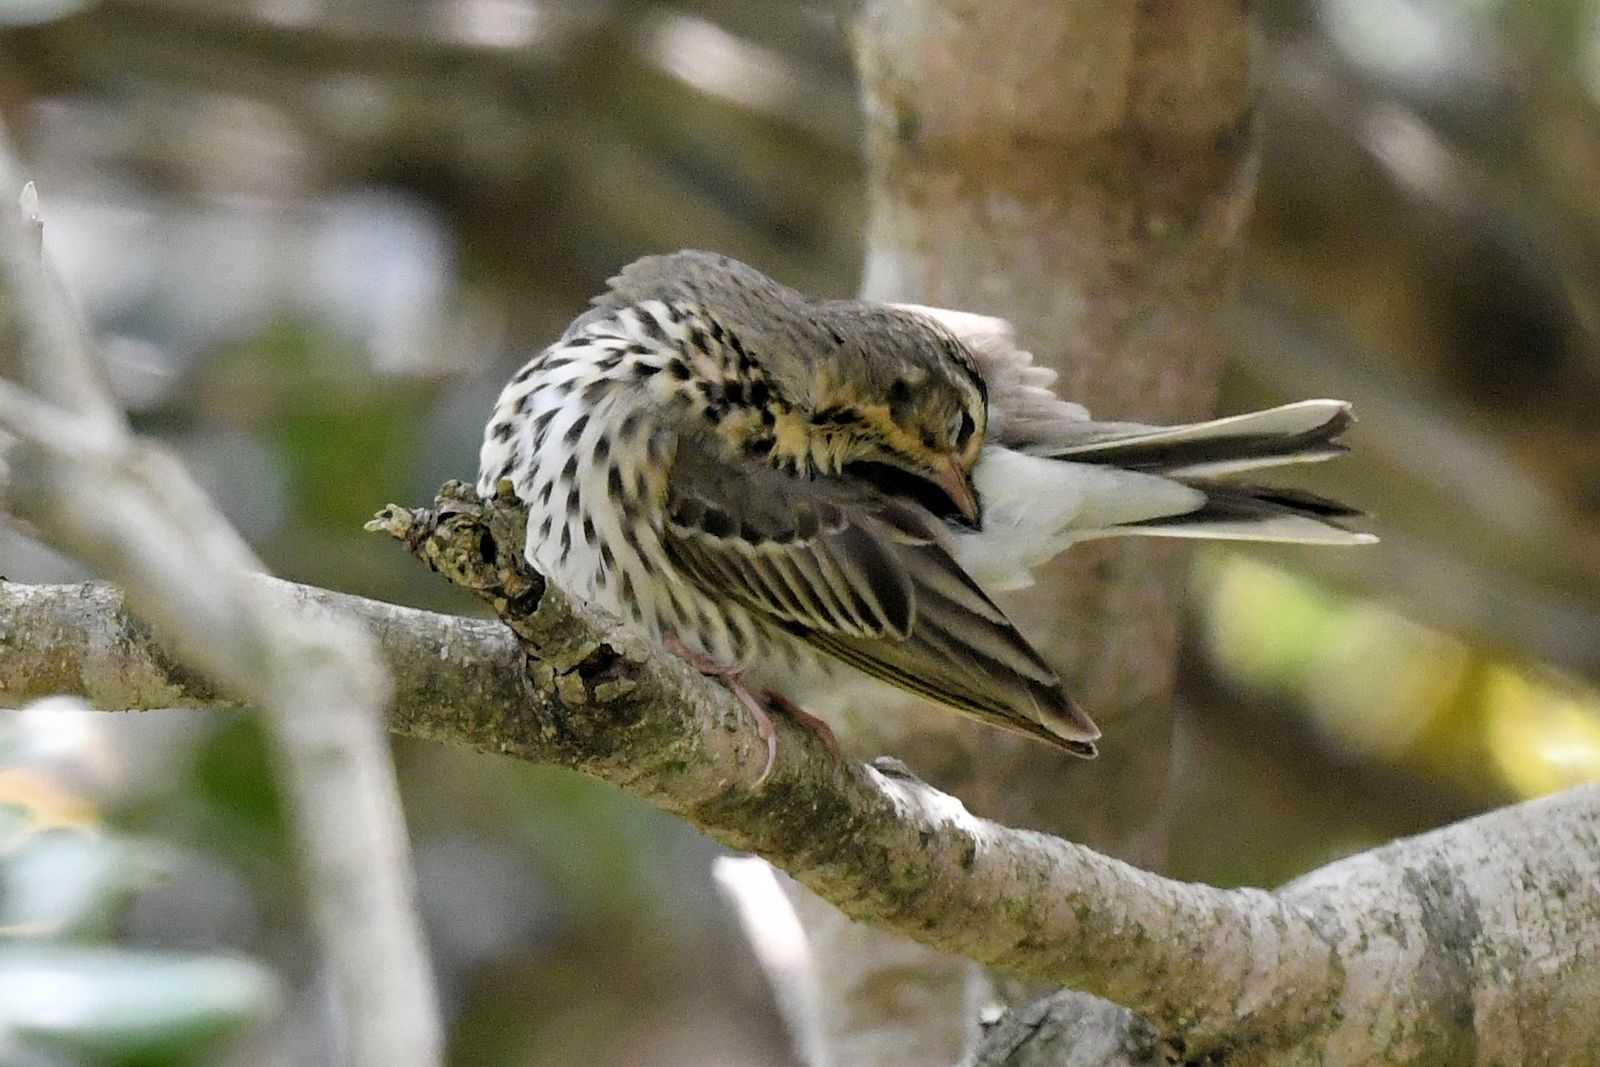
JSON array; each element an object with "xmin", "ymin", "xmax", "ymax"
[
  {"xmin": 0, "ymin": 711, "xmax": 282, "ymax": 1064},
  {"xmin": 0, "ymin": 948, "xmax": 280, "ymax": 1067}
]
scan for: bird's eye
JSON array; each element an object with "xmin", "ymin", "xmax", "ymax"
[
  {"xmin": 887, "ymin": 379, "xmax": 913, "ymax": 415},
  {"xmin": 955, "ymin": 411, "xmax": 976, "ymax": 449}
]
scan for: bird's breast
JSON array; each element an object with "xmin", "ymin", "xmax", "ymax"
[{"xmin": 476, "ymin": 304, "xmax": 798, "ymax": 670}]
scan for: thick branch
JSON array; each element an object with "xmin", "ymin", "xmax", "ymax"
[{"xmin": 6, "ymin": 486, "xmax": 1598, "ymax": 1064}]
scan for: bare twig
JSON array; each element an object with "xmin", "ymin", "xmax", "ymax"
[
  {"xmin": 6, "ymin": 490, "xmax": 1597, "ymax": 1064},
  {"xmin": 712, "ymin": 858, "xmax": 828, "ymax": 1067},
  {"xmin": 0, "ymin": 129, "xmax": 441, "ymax": 1066}
]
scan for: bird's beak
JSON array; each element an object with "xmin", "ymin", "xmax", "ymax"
[{"xmin": 934, "ymin": 457, "xmax": 980, "ymax": 526}]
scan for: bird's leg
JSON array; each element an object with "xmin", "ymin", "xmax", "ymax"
[
  {"xmin": 725, "ymin": 682, "xmax": 779, "ymax": 787},
  {"xmin": 761, "ymin": 690, "xmax": 840, "ymax": 756},
  {"xmin": 663, "ymin": 636, "xmax": 777, "ymax": 784}
]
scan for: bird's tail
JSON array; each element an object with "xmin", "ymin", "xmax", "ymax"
[
  {"xmin": 1042, "ymin": 398, "xmax": 1351, "ymax": 476},
  {"xmin": 1112, "ymin": 481, "xmax": 1372, "ymax": 545},
  {"xmin": 1047, "ymin": 400, "xmax": 1374, "ymax": 546}
]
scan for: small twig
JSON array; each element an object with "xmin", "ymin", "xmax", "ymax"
[
  {"xmin": 0, "ymin": 131, "xmax": 441, "ymax": 1065},
  {"xmin": 0, "ymin": 377, "xmax": 116, "ymax": 456},
  {"xmin": 17, "ymin": 182, "xmax": 41, "ymax": 260},
  {"xmin": 712, "ymin": 858, "xmax": 827, "ymax": 1067},
  {"xmin": 0, "ymin": 163, "xmax": 121, "ymax": 428}
]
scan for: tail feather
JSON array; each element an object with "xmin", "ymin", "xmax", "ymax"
[
  {"xmin": 1017, "ymin": 399, "xmax": 1375, "ymax": 546},
  {"xmin": 1120, "ymin": 482, "xmax": 1375, "ymax": 545},
  {"xmin": 1043, "ymin": 400, "xmax": 1353, "ymax": 478}
]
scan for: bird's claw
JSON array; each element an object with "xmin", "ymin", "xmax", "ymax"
[
  {"xmin": 665, "ymin": 636, "xmax": 777, "ymax": 785},
  {"xmin": 763, "ymin": 690, "xmax": 840, "ymax": 755},
  {"xmin": 729, "ymin": 684, "xmax": 778, "ymax": 787}
]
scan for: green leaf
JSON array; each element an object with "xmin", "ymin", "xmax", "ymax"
[
  {"xmin": 1, "ymin": 831, "xmax": 167, "ymax": 941},
  {"xmin": 0, "ymin": 947, "xmax": 281, "ymax": 1066}
]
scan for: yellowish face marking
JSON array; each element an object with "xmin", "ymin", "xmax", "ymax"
[
  {"xmin": 771, "ymin": 409, "xmax": 817, "ymax": 470},
  {"xmin": 713, "ymin": 408, "xmax": 765, "ymax": 450},
  {"xmin": 765, "ymin": 388, "xmax": 974, "ymax": 477}
]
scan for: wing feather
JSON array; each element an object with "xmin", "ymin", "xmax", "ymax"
[
  {"xmin": 662, "ymin": 439, "xmax": 1099, "ymax": 751},
  {"xmin": 666, "ymin": 493, "xmax": 912, "ymax": 640}
]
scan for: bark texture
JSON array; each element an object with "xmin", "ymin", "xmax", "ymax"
[{"xmin": 7, "ymin": 488, "xmax": 1597, "ymax": 1065}]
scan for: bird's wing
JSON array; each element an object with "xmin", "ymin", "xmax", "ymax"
[
  {"xmin": 662, "ymin": 438, "xmax": 1099, "ymax": 752},
  {"xmin": 665, "ymin": 476, "xmax": 913, "ymax": 642}
]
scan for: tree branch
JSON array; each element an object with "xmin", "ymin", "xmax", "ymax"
[
  {"xmin": 0, "ymin": 129, "xmax": 441, "ymax": 1065},
  {"xmin": 966, "ymin": 992, "xmax": 1160, "ymax": 1067},
  {"xmin": 6, "ymin": 485, "xmax": 1597, "ymax": 1065}
]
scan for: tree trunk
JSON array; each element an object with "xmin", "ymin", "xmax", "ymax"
[{"xmin": 791, "ymin": 3, "xmax": 1255, "ymax": 1061}]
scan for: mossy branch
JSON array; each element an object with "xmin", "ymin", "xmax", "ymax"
[{"xmin": 10, "ymin": 480, "xmax": 1598, "ymax": 1064}]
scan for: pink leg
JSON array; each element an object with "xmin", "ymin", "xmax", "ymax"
[
  {"xmin": 726, "ymin": 682, "xmax": 779, "ymax": 786},
  {"xmin": 664, "ymin": 637, "xmax": 777, "ymax": 784},
  {"xmin": 762, "ymin": 690, "xmax": 840, "ymax": 755}
]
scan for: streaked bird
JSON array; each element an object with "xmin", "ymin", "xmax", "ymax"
[{"xmin": 478, "ymin": 251, "xmax": 1374, "ymax": 779}]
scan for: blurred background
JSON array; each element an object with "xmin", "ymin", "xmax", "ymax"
[{"xmin": 1, "ymin": 0, "xmax": 1598, "ymax": 1063}]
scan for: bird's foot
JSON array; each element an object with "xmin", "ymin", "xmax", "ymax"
[
  {"xmin": 726, "ymin": 681, "xmax": 779, "ymax": 787},
  {"xmin": 664, "ymin": 637, "xmax": 777, "ymax": 785},
  {"xmin": 761, "ymin": 690, "xmax": 840, "ymax": 756},
  {"xmin": 663, "ymin": 635, "xmax": 734, "ymax": 677}
]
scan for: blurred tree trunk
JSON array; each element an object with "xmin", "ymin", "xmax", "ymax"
[{"xmin": 789, "ymin": 2, "xmax": 1255, "ymax": 1061}]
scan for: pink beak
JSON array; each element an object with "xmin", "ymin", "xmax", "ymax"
[{"xmin": 934, "ymin": 457, "xmax": 980, "ymax": 525}]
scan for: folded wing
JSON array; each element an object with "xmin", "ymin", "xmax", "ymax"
[{"xmin": 663, "ymin": 436, "xmax": 1100, "ymax": 753}]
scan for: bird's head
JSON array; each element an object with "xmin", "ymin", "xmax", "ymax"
[{"xmin": 759, "ymin": 305, "xmax": 989, "ymax": 526}]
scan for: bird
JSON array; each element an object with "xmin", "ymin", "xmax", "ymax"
[{"xmin": 477, "ymin": 250, "xmax": 1374, "ymax": 780}]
